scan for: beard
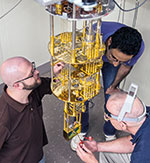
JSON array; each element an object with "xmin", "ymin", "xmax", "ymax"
[{"xmin": 22, "ymin": 78, "xmax": 41, "ymax": 90}]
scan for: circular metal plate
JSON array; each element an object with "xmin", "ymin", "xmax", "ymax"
[{"xmin": 46, "ymin": 0, "xmax": 115, "ymax": 21}]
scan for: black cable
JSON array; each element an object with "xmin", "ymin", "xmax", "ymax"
[
  {"xmin": 0, "ymin": 0, "xmax": 22, "ymax": 19},
  {"xmin": 113, "ymin": 0, "xmax": 148, "ymax": 12}
]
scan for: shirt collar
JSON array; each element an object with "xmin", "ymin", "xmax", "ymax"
[{"xmin": 2, "ymin": 85, "xmax": 29, "ymax": 112}]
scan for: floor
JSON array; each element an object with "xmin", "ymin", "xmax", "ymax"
[{"xmin": 42, "ymin": 73, "xmax": 105, "ymax": 163}]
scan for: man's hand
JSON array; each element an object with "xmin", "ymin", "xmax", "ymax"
[
  {"xmin": 106, "ymin": 85, "xmax": 120, "ymax": 95},
  {"xmin": 83, "ymin": 139, "xmax": 98, "ymax": 152},
  {"xmin": 76, "ymin": 144, "xmax": 98, "ymax": 163},
  {"xmin": 53, "ymin": 62, "xmax": 65, "ymax": 76},
  {"xmin": 106, "ymin": 64, "xmax": 132, "ymax": 95}
]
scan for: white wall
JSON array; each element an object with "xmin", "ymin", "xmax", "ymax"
[
  {"xmin": 0, "ymin": 0, "xmax": 50, "ymax": 77},
  {"xmin": 0, "ymin": 0, "xmax": 150, "ymax": 104}
]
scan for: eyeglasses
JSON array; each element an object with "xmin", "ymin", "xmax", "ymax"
[
  {"xmin": 109, "ymin": 51, "xmax": 125, "ymax": 64},
  {"xmin": 15, "ymin": 62, "xmax": 36, "ymax": 83}
]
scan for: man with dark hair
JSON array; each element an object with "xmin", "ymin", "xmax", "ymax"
[
  {"xmin": 109, "ymin": 26, "xmax": 142, "ymax": 56},
  {"xmin": 70, "ymin": 21, "xmax": 145, "ymax": 150},
  {"xmin": 0, "ymin": 57, "xmax": 64, "ymax": 163},
  {"xmin": 76, "ymin": 91, "xmax": 150, "ymax": 163},
  {"xmin": 100, "ymin": 22, "xmax": 144, "ymax": 141}
]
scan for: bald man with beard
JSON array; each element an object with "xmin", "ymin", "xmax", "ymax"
[
  {"xmin": 76, "ymin": 91, "xmax": 150, "ymax": 163},
  {"xmin": 0, "ymin": 57, "xmax": 64, "ymax": 163}
]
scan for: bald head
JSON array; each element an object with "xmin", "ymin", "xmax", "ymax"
[
  {"xmin": 0, "ymin": 57, "xmax": 31, "ymax": 86},
  {"xmin": 107, "ymin": 92, "xmax": 144, "ymax": 119}
]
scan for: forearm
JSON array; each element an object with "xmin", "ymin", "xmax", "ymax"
[
  {"xmin": 97, "ymin": 135, "xmax": 134, "ymax": 153},
  {"xmin": 111, "ymin": 65, "xmax": 132, "ymax": 88}
]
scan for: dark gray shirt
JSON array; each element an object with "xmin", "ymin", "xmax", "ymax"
[
  {"xmin": 131, "ymin": 110, "xmax": 150, "ymax": 163},
  {"xmin": 0, "ymin": 77, "xmax": 52, "ymax": 163}
]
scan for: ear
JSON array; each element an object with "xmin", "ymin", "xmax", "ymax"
[
  {"xmin": 119, "ymin": 121, "xmax": 127, "ymax": 131},
  {"xmin": 13, "ymin": 82, "xmax": 24, "ymax": 90},
  {"xmin": 107, "ymin": 37, "xmax": 112, "ymax": 47}
]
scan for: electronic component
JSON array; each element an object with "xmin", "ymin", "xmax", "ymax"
[{"xmin": 35, "ymin": 0, "xmax": 115, "ymax": 140}]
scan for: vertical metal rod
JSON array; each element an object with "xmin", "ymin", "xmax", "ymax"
[
  {"xmin": 98, "ymin": 19, "xmax": 103, "ymax": 47},
  {"xmin": 68, "ymin": 3, "xmax": 76, "ymax": 101},
  {"xmin": 88, "ymin": 20, "xmax": 92, "ymax": 35},
  {"xmin": 132, "ymin": 0, "xmax": 139, "ymax": 28},
  {"xmin": 117, "ymin": 0, "xmax": 123, "ymax": 22},
  {"xmin": 122, "ymin": 0, "xmax": 126, "ymax": 23},
  {"xmin": 50, "ymin": 15, "xmax": 54, "ymax": 80},
  {"xmin": 83, "ymin": 21, "xmax": 87, "ymax": 29},
  {"xmin": 97, "ymin": 19, "xmax": 101, "ymax": 33},
  {"xmin": 50, "ymin": 15, "xmax": 54, "ymax": 37},
  {"xmin": 83, "ymin": 20, "xmax": 87, "ymax": 38},
  {"xmin": 72, "ymin": 3, "xmax": 76, "ymax": 50}
]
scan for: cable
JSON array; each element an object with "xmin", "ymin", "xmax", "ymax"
[
  {"xmin": 113, "ymin": 0, "xmax": 148, "ymax": 12},
  {"xmin": 0, "ymin": 0, "xmax": 23, "ymax": 19}
]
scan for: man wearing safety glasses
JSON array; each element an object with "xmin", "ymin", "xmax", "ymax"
[{"xmin": 76, "ymin": 89, "xmax": 150, "ymax": 163}]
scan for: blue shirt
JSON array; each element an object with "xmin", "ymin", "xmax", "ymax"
[
  {"xmin": 94, "ymin": 21, "xmax": 145, "ymax": 66},
  {"xmin": 131, "ymin": 113, "xmax": 150, "ymax": 163}
]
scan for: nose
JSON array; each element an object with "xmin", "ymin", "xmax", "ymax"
[
  {"xmin": 34, "ymin": 69, "xmax": 39, "ymax": 76},
  {"xmin": 112, "ymin": 61, "xmax": 120, "ymax": 67}
]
